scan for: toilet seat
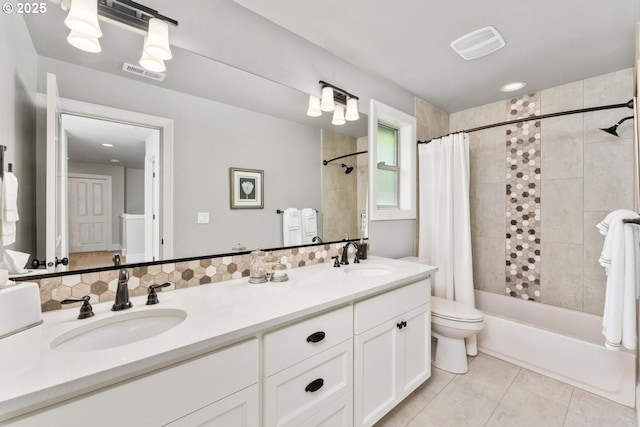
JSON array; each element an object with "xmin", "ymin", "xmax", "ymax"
[{"xmin": 431, "ymin": 296, "xmax": 483, "ymax": 323}]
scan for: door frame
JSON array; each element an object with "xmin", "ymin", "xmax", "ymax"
[{"xmin": 58, "ymin": 97, "xmax": 174, "ymax": 260}]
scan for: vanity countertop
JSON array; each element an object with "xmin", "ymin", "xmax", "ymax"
[{"xmin": 0, "ymin": 256, "xmax": 436, "ymax": 422}]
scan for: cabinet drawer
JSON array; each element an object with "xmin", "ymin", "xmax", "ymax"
[
  {"xmin": 299, "ymin": 393, "xmax": 353, "ymax": 427},
  {"xmin": 264, "ymin": 340, "xmax": 353, "ymax": 427},
  {"xmin": 8, "ymin": 339, "xmax": 259, "ymax": 427},
  {"xmin": 264, "ymin": 305, "xmax": 353, "ymax": 376},
  {"xmin": 354, "ymin": 279, "xmax": 429, "ymax": 334}
]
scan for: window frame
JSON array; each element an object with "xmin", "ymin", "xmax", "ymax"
[
  {"xmin": 368, "ymin": 99, "xmax": 417, "ymax": 221},
  {"xmin": 376, "ymin": 123, "xmax": 400, "ymax": 208}
]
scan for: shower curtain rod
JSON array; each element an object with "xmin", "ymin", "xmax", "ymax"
[
  {"xmin": 322, "ymin": 150, "xmax": 368, "ymax": 165},
  {"xmin": 417, "ymin": 99, "xmax": 634, "ymax": 144}
]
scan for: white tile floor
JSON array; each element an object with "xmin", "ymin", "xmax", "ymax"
[{"xmin": 374, "ymin": 351, "xmax": 636, "ymax": 427}]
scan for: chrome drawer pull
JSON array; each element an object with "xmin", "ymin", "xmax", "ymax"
[
  {"xmin": 306, "ymin": 331, "xmax": 326, "ymax": 343},
  {"xmin": 305, "ymin": 378, "xmax": 324, "ymax": 393}
]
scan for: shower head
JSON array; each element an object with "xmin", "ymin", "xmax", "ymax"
[
  {"xmin": 341, "ymin": 163, "xmax": 354, "ymax": 174},
  {"xmin": 600, "ymin": 115, "xmax": 634, "ymax": 137}
]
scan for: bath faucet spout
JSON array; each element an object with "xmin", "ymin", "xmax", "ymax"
[
  {"xmin": 112, "ymin": 268, "xmax": 132, "ymax": 311},
  {"xmin": 340, "ymin": 241, "xmax": 360, "ymax": 265}
]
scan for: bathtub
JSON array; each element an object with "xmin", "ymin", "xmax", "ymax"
[{"xmin": 475, "ymin": 290, "xmax": 636, "ymax": 407}]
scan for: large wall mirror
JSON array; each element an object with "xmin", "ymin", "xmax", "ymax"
[{"xmin": 11, "ymin": 6, "xmax": 368, "ymax": 276}]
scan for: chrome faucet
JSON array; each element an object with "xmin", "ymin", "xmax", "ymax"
[
  {"xmin": 340, "ymin": 241, "xmax": 360, "ymax": 265},
  {"xmin": 111, "ymin": 254, "xmax": 132, "ymax": 311}
]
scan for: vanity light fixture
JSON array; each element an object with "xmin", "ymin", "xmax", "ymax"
[
  {"xmin": 332, "ymin": 104, "xmax": 346, "ymax": 125},
  {"xmin": 66, "ymin": 30, "xmax": 102, "ymax": 53},
  {"xmin": 101, "ymin": 143, "xmax": 114, "ymax": 147},
  {"xmin": 139, "ymin": 38, "xmax": 167, "ymax": 73},
  {"xmin": 64, "ymin": 0, "xmax": 102, "ymax": 52},
  {"xmin": 62, "ymin": 0, "xmax": 177, "ymax": 73},
  {"xmin": 307, "ymin": 81, "xmax": 359, "ymax": 125}
]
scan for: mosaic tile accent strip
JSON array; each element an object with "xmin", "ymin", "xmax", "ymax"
[
  {"xmin": 35, "ymin": 243, "xmax": 357, "ymax": 312},
  {"xmin": 505, "ymin": 93, "xmax": 541, "ymax": 300}
]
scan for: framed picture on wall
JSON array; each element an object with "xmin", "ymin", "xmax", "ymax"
[{"xmin": 229, "ymin": 167, "xmax": 264, "ymax": 209}]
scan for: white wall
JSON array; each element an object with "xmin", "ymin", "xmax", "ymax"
[{"xmin": 0, "ymin": 15, "xmax": 37, "ymax": 257}]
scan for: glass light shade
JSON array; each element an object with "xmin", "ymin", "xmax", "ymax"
[
  {"xmin": 320, "ymin": 86, "xmax": 335, "ymax": 112},
  {"xmin": 306, "ymin": 95, "xmax": 322, "ymax": 117},
  {"xmin": 64, "ymin": 0, "xmax": 102, "ymax": 38},
  {"xmin": 67, "ymin": 31, "xmax": 102, "ymax": 53},
  {"xmin": 139, "ymin": 50, "xmax": 166, "ymax": 72},
  {"xmin": 144, "ymin": 18, "xmax": 173, "ymax": 60},
  {"xmin": 345, "ymin": 98, "xmax": 359, "ymax": 121},
  {"xmin": 332, "ymin": 104, "xmax": 346, "ymax": 125}
]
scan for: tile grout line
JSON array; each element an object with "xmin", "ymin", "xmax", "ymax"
[
  {"xmin": 482, "ymin": 366, "xmax": 522, "ymax": 427},
  {"xmin": 403, "ymin": 368, "xmax": 458, "ymax": 427},
  {"xmin": 561, "ymin": 387, "xmax": 576, "ymax": 427}
]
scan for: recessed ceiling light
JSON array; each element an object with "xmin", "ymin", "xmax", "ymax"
[
  {"xmin": 102, "ymin": 143, "xmax": 114, "ymax": 147},
  {"xmin": 500, "ymin": 81, "xmax": 527, "ymax": 92},
  {"xmin": 110, "ymin": 159, "xmax": 120, "ymax": 163}
]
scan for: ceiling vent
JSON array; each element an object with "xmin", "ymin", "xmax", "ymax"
[
  {"xmin": 121, "ymin": 62, "xmax": 166, "ymax": 81},
  {"xmin": 450, "ymin": 26, "xmax": 506, "ymax": 60}
]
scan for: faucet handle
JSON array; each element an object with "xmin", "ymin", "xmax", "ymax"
[
  {"xmin": 146, "ymin": 282, "xmax": 171, "ymax": 305},
  {"xmin": 61, "ymin": 296, "xmax": 94, "ymax": 319},
  {"xmin": 331, "ymin": 256, "xmax": 341, "ymax": 268},
  {"xmin": 353, "ymin": 254, "xmax": 360, "ymax": 264},
  {"xmin": 112, "ymin": 253, "xmax": 121, "ymax": 266}
]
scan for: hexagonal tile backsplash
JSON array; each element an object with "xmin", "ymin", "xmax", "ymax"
[{"xmin": 35, "ymin": 243, "xmax": 351, "ymax": 312}]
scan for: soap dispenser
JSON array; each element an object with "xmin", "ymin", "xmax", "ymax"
[{"xmin": 248, "ymin": 250, "xmax": 268, "ymax": 284}]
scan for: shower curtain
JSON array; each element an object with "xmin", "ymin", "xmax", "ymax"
[{"xmin": 418, "ymin": 132, "xmax": 477, "ymax": 355}]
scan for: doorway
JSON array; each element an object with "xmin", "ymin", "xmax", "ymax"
[{"xmin": 62, "ymin": 113, "xmax": 160, "ymax": 270}]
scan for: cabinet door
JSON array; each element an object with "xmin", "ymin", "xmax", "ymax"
[
  {"xmin": 353, "ymin": 320, "xmax": 399, "ymax": 427},
  {"xmin": 399, "ymin": 304, "xmax": 430, "ymax": 399},
  {"xmin": 165, "ymin": 384, "xmax": 259, "ymax": 427}
]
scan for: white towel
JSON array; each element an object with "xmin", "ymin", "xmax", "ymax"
[
  {"xmin": 282, "ymin": 208, "xmax": 302, "ymax": 246},
  {"xmin": 1, "ymin": 173, "xmax": 19, "ymax": 246},
  {"xmin": 598, "ymin": 209, "xmax": 640, "ymax": 351},
  {"xmin": 300, "ymin": 208, "xmax": 318, "ymax": 243}
]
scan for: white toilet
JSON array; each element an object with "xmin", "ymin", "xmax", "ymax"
[
  {"xmin": 431, "ymin": 296, "xmax": 484, "ymax": 374},
  {"xmin": 399, "ymin": 257, "xmax": 484, "ymax": 374}
]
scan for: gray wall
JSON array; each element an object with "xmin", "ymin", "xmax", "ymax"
[
  {"xmin": 0, "ymin": 15, "xmax": 37, "ymax": 257},
  {"xmin": 36, "ymin": 57, "xmax": 321, "ymax": 258},
  {"xmin": 125, "ymin": 168, "xmax": 144, "ymax": 215}
]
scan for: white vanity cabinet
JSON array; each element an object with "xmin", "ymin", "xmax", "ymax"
[
  {"xmin": 6, "ymin": 339, "xmax": 259, "ymax": 427},
  {"xmin": 353, "ymin": 279, "xmax": 431, "ymax": 427},
  {"xmin": 262, "ymin": 305, "xmax": 354, "ymax": 427}
]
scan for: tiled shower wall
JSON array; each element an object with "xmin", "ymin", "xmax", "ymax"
[
  {"xmin": 322, "ymin": 131, "xmax": 360, "ymax": 241},
  {"xmin": 448, "ymin": 68, "xmax": 635, "ymax": 315}
]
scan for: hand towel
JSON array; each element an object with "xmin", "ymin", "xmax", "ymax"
[
  {"xmin": 2, "ymin": 249, "xmax": 29, "ymax": 274},
  {"xmin": 282, "ymin": 208, "xmax": 302, "ymax": 246},
  {"xmin": 300, "ymin": 208, "xmax": 318, "ymax": 244},
  {"xmin": 599, "ymin": 209, "xmax": 640, "ymax": 351},
  {"xmin": 0, "ymin": 173, "xmax": 19, "ymax": 246}
]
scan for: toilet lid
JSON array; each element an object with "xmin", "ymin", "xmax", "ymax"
[{"xmin": 431, "ymin": 296, "xmax": 483, "ymax": 322}]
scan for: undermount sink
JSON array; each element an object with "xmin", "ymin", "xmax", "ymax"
[
  {"xmin": 343, "ymin": 264, "xmax": 393, "ymax": 277},
  {"xmin": 51, "ymin": 308, "xmax": 187, "ymax": 352}
]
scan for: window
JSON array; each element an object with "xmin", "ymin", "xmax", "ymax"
[
  {"xmin": 368, "ymin": 100, "xmax": 416, "ymax": 221},
  {"xmin": 376, "ymin": 124, "xmax": 399, "ymax": 207}
]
